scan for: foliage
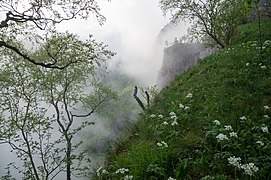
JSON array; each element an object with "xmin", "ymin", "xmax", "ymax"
[
  {"xmin": 0, "ymin": 32, "xmax": 115, "ymax": 179},
  {"xmin": 100, "ymin": 20, "xmax": 271, "ymax": 179},
  {"xmin": 0, "ymin": 0, "xmax": 108, "ymax": 69},
  {"xmin": 159, "ymin": 0, "xmax": 244, "ymax": 48}
]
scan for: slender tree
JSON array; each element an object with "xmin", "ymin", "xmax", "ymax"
[
  {"xmin": 0, "ymin": 32, "xmax": 116, "ymax": 179},
  {"xmin": 159, "ymin": 0, "xmax": 244, "ymax": 48}
]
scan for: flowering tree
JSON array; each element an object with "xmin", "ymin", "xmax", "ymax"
[
  {"xmin": 0, "ymin": 33, "xmax": 116, "ymax": 179},
  {"xmin": 159, "ymin": 0, "xmax": 244, "ymax": 48},
  {"xmin": 0, "ymin": 0, "xmax": 106, "ymax": 69}
]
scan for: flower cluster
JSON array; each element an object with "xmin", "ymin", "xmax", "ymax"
[
  {"xmin": 115, "ymin": 168, "xmax": 129, "ymax": 174},
  {"xmin": 261, "ymin": 126, "xmax": 269, "ymax": 133},
  {"xmin": 228, "ymin": 156, "xmax": 259, "ymax": 176},
  {"xmin": 216, "ymin": 133, "xmax": 229, "ymax": 142},
  {"xmin": 157, "ymin": 141, "xmax": 168, "ymax": 148},
  {"xmin": 124, "ymin": 175, "xmax": 134, "ymax": 180},
  {"xmin": 168, "ymin": 177, "xmax": 176, "ymax": 180},
  {"xmin": 213, "ymin": 120, "xmax": 221, "ymax": 126}
]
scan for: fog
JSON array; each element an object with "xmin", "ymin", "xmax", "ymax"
[{"xmin": 0, "ymin": 0, "xmax": 190, "ymax": 178}]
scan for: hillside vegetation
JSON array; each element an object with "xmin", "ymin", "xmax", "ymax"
[{"xmin": 95, "ymin": 19, "xmax": 271, "ymax": 179}]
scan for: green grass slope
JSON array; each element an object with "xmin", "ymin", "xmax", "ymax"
[{"xmin": 96, "ymin": 20, "xmax": 271, "ymax": 180}]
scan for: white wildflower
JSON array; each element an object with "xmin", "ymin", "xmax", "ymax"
[
  {"xmin": 261, "ymin": 65, "xmax": 267, "ymax": 69},
  {"xmin": 171, "ymin": 120, "xmax": 178, "ymax": 126},
  {"xmin": 263, "ymin": 115, "xmax": 270, "ymax": 119},
  {"xmin": 102, "ymin": 169, "xmax": 108, "ymax": 174},
  {"xmin": 230, "ymin": 132, "xmax": 238, "ymax": 138},
  {"xmin": 115, "ymin": 168, "xmax": 129, "ymax": 174},
  {"xmin": 168, "ymin": 177, "xmax": 176, "ymax": 180},
  {"xmin": 161, "ymin": 141, "xmax": 168, "ymax": 147},
  {"xmin": 186, "ymin": 93, "xmax": 193, "ymax": 98},
  {"xmin": 264, "ymin": 105, "xmax": 270, "ymax": 110},
  {"xmin": 184, "ymin": 106, "xmax": 190, "ymax": 110},
  {"xmin": 241, "ymin": 163, "xmax": 259, "ymax": 176},
  {"xmin": 216, "ymin": 133, "xmax": 229, "ymax": 142},
  {"xmin": 150, "ymin": 114, "xmax": 156, "ymax": 118},
  {"xmin": 246, "ymin": 63, "xmax": 250, "ymax": 66},
  {"xmin": 261, "ymin": 126, "xmax": 269, "ymax": 133},
  {"xmin": 96, "ymin": 166, "xmax": 103, "ymax": 177},
  {"xmin": 157, "ymin": 142, "xmax": 162, "ymax": 147},
  {"xmin": 158, "ymin": 114, "xmax": 164, "ymax": 119},
  {"xmin": 169, "ymin": 112, "xmax": 176, "ymax": 116},
  {"xmin": 213, "ymin": 120, "xmax": 221, "ymax": 126},
  {"xmin": 225, "ymin": 125, "xmax": 233, "ymax": 131},
  {"xmin": 228, "ymin": 156, "xmax": 241, "ymax": 168},
  {"xmin": 256, "ymin": 140, "xmax": 264, "ymax": 146},
  {"xmin": 162, "ymin": 121, "xmax": 168, "ymax": 125},
  {"xmin": 179, "ymin": 103, "xmax": 185, "ymax": 109},
  {"xmin": 240, "ymin": 116, "xmax": 247, "ymax": 120},
  {"xmin": 157, "ymin": 141, "xmax": 168, "ymax": 147},
  {"xmin": 124, "ymin": 175, "xmax": 134, "ymax": 180}
]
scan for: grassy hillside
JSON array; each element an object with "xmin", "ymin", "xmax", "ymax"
[{"xmin": 95, "ymin": 20, "xmax": 271, "ymax": 179}]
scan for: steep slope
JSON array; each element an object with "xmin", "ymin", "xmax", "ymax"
[{"xmin": 96, "ymin": 19, "xmax": 271, "ymax": 179}]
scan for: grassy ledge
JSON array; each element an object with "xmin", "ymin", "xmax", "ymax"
[{"xmin": 95, "ymin": 20, "xmax": 271, "ymax": 180}]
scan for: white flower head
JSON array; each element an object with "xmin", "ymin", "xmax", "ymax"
[
  {"xmin": 179, "ymin": 103, "xmax": 185, "ymax": 109},
  {"xmin": 161, "ymin": 141, "xmax": 168, "ymax": 147},
  {"xmin": 168, "ymin": 177, "xmax": 176, "ymax": 180},
  {"xmin": 261, "ymin": 65, "xmax": 267, "ymax": 69},
  {"xmin": 171, "ymin": 120, "xmax": 178, "ymax": 126},
  {"xmin": 115, "ymin": 168, "xmax": 129, "ymax": 174},
  {"xmin": 150, "ymin": 114, "xmax": 156, "ymax": 118},
  {"xmin": 162, "ymin": 121, "xmax": 168, "ymax": 125},
  {"xmin": 263, "ymin": 115, "xmax": 270, "ymax": 119},
  {"xmin": 230, "ymin": 132, "xmax": 238, "ymax": 138},
  {"xmin": 216, "ymin": 133, "xmax": 229, "ymax": 142},
  {"xmin": 158, "ymin": 114, "xmax": 164, "ymax": 119},
  {"xmin": 124, "ymin": 175, "xmax": 134, "ymax": 180},
  {"xmin": 256, "ymin": 140, "xmax": 264, "ymax": 146},
  {"xmin": 184, "ymin": 106, "xmax": 190, "ymax": 110},
  {"xmin": 240, "ymin": 116, "xmax": 247, "ymax": 120},
  {"xmin": 261, "ymin": 126, "xmax": 269, "ymax": 133},
  {"xmin": 213, "ymin": 120, "xmax": 221, "ymax": 126},
  {"xmin": 264, "ymin": 105, "xmax": 270, "ymax": 110},
  {"xmin": 169, "ymin": 112, "xmax": 176, "ymax": 116},
  {"xmin": 228, "ymin": 156, "xmax": 241, "ymax": 168},
  {"xmin": 246, "ymin": 63, "xmax": 250, "ymax": 66},
  {"xmin": 186, "ymin": 93, "xmax": 193, "ymax": 98},
  {"xmin": 157, "ymin": 142, "xmax": 162, "ymax": 147},
  {"xmin": 241, "ymin": 163, "xmax": 259, "ymax": 176},
  {"xmin": 157, "ymin": 141, "xmax": 168, "ymax": 147},
  {"xmin": 225, "ymin": 125, "xmax": 233, "ymax": 131}
]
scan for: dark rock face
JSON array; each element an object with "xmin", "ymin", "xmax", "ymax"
[{"xmin": 157, "ymin": 43, "xmax": 214, "ymax": 88}]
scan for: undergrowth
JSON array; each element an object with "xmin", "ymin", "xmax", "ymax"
[{"xmin": 93, "ymin": 20, "xmax": 271, "ymax": 180}]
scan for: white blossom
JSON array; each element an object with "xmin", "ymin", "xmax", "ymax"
[
  {"xmin": 158, "ymin": 114, "xmax": 164, "ymax": 119},
  {"xmin": 186, "ymin": 93, "xmax": 193, "ymax": 98},
  {"xmin": 261, "ymin": 126, "xmax": 269, "ymax": 133},
  {"xmin": 264, "ymin": 105, "xmax": 270, "ymax": 110},
  {"xmin": 263, "ymin": 115, "xmax": 270, "ymax": 119},
  {"xmin": 213, "ymin": 120, "xmax": 221, "ymax": 126},
  {"xmin": 171, "ymin": 120, "xmax": 178, "ymax": 126},
  {"xmin": 224, "ymin": 125, "xmax": 233, "ymax": 131},
  {"xmin": 169, "ymin": 112, "xmax": 176, "ymax": 116},
  {"xmin": 241, "ymin": 163, "xmax": 259, "ymax": 176},
  {"xmin": 246, "ymin": 63, "xmax": 250, "ymax": 66},
  {"xmin": 184, "ymin": 106, "xmax": 190, "ymax": 110},
  {"xmin": 150, "ymin": 114, "xmax": 156, "ymax": 118},
  {"xmin": 216, "ymin": 133, "xmax": 229, "ymax": 142},
  {"xmin": 162, "ymin": 121, "xmax": 168, "ymax": 125},
  {"xmin": 230, "ymin": 132, "xmax": 238, "ymax": 138},
  {"xmin": 240, "ymin": 116, "xmax": 247, "ymax": 120},
  {"xmin": 157, "ymin": 141, "xmax": 168, "ymax": 148},
  {"xmin": 168, "ymin": 177, "xmax": 176, "ymax": 180},
  {"xmin": 228, "ymin": 156, "xmax": 241, "ymax": 168},
  {"xmin": 179, "ymin": 103, "xmax": 185, "ymax": 109},
  {"xmin": 115, "ymin": 168, "xmax": 129, "ymax": 174},
  {"xmin": 157, "ymin": 142, "xmax": 162, "ymax": 147},
  {"xmin": 256, "ymin": 140, "xmax": 264, "ymax": 146},
  {"xmin": 124, "ymin": 175, "xmax": 134, "ymax": 180}
]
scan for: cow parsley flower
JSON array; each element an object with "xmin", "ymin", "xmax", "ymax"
[
  {"xmin": 124, "ymin": 175, "xmax": 134, "ymax": 180},
  {"xmin": 230, "ymin": 132, "xmax": 238, "ymax": 138},
  {"xmin": 150, "ymin": 114, "xmax": 156, "ymax": 118},
  {"xmin": 263, "ymin": 115, "xmax": 270, "ymax": 119},
  {"xmin": 184, "ymin": 106, "xmax": 190, "ymax": 110},
  {"xmin": 264, "ymin": 105, "xmax": 270, "ymax": 110},
  {"xmin": 115, "ymin": 168, "xmax": 129, "ymax": 174},
  {"xmin": 168, "ymin": 177, "xmax": 176, "ymax": 180},
  {"xmin": 179, "ymin": 103, "xmax": 185, "ymax": 109},
  {"xmin": 256, "ymin": 140, "xmax": 264, "ymax": 146},
  {"xmin": 171, "ymin": 120, "xmax": 178, "ymax": 126},
  {"xmin": 261, "ymin": 126, "xmax": 269, "ymax": 133},
  {"xmin": 186, "ymin": 93, "xmax": 193, "ymax": 98},
  {"xmin": 157, "ymin": 141, "xmax": 168, "ymax": 147},
  {"xmin": 162, "ymin": 121, "xmax": 168, "ymax": 125},
  {"xmin": 157, "ymin": 142, "xmax": 163, "ymax": 147},
  {"xmin": 216, "ymin": 133, "xmax": 229, "ymax": 142},
  {"xmin": 241, "ymin": 163, "xmax": 259, "ymax": 176},
  {"xmin": 213, "ymin": 120, "xmax": 221, "ymax": 126},
  {"xmin": 240, "ymin": 116, "xmax": 247, "ymax": 120},
  {"xmin": 169, "ymin": 112, "xmax": 176, "ymax": 116},
  {"xmin": 158, "ymin": 114, "xmax": 164, "ymax": 119},
  {"xmin": 225, "ymin": 125, "xmax": 233, "ymax": 131},
  {"xmin": 228, "ymin": 156, "xmax": 241, "ymax": 168}
]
